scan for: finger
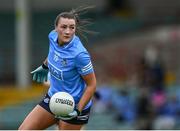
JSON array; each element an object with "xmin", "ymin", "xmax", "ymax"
[
  {"xmin": 42, "ymin": 76, "xmax": 45, "ymax": 82},
  {"xmin": 33, "ymin": 73, "xmax": 37, "ymax": 81},
  {"xmin": 43, "ymin": 75, "xmax": 48, "ymax": 82},
  {"xmin": 56, "ymin": 116, "xmax": 72, "ymax": 120},
  {"xmin": 31, "ymin": 69, "xmax": 37, "ymax": 74},
  {"xmin": 45, "ymin": 75, "xmax": 48, "ymax": 82},
  {"xmin": 41, "ymin": 75, "xmax": 45, "ymax": 83},
  {"xmin": 31, "ymin": 66, "xmax": 41, "ymax": 74},
  {"xmin": 37, "ymin": 74, "xmax": 41, "ymax": 83},
  {"xmin": 69, "ymin": 111, "xmax": 77, "ymax": 116}
]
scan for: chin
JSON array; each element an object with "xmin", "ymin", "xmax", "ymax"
[{"xmin": 64, "ymin": 39, "xmax": 71, "ymax": 43}]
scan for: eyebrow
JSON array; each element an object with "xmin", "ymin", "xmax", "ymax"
[{"xmin": 61, "ymin": 24, "xmax": 75, "ymax": 26}]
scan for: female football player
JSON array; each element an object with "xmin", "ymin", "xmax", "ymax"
[{"xmin": 19, "ymin": 6, "xmax": 97, "ymax": 130}]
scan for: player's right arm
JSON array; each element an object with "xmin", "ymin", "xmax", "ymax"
[
  {"xmin": 43, "ymin": 58, "xmax": 48, "ymax": 66},
  {"xmin": 31, "ymin": 57, "xmax": 49, "ymax": 83}
]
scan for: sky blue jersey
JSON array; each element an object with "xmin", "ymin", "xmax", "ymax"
[{"xmin": 47, "ymin": 30, "xmax": 94, "ymax": 110}]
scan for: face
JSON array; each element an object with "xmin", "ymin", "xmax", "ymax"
[{"xmin": 55, "ymin": 17, "xmax": 76, "ymax": 45}]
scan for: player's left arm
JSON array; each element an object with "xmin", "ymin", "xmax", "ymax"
[
  {"xmin": 56, "ymin": 52, "xmax": 96, "ymax": 120},
  {"xmin": 75, "ymin": 51, "xmax": 97, "ymax": 113},
  {"xmin": 78, "ymin": 72, "xmax": 96, "ymax": 112}
]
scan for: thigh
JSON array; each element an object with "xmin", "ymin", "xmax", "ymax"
[{"xmin": 19, "ymin": 105, "xmax": 57, "ymax": 130}]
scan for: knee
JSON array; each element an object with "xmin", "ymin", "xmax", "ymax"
[
  {"xmin": 18, "ymin": 124, "xmax": 25, "ymax": 130},
  {"xmin": 18, "ymin": 123, "xmax": 29, "ymax": 130},
  {"xmin": 18, "ymin": 125, "xmax": 23, "ymax": 130}
]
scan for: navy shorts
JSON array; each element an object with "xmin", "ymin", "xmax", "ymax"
[{"xmin": 39, "ymin": 94, "xmax": 91, "ymax": 125}]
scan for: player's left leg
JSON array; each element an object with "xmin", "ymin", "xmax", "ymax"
[
  {"xmin": 57, "ymin": 107, "xmax": 91, "ymax": 130},
  {"xmin": 59, "ymin": 120, "xmax": 83, "ymax": 130}
]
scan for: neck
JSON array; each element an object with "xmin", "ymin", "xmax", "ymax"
[{"xmin": 57, "ymin": 39, "xmax": 65, "ymax": 46}]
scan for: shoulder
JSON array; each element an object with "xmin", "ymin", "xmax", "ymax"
[
  {"xmin": 48, "ymin": 30, "xmax": 58, "ymax": 42},
  {"xmin": 72, "ymin": 36, "xmax": 88, "ymax": 56}
]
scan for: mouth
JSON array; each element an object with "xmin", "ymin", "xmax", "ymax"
[
  {"xmin": 62, "ymin": 36, "xmax": 71, "ymax": 43},
  {"xmin": 64, "ymin": 36, "xmax": 70, "ymax": 39}
]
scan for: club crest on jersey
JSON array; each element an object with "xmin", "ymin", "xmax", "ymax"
[
  {"xmin": 53, "ymin": 54, "xmax": 59, "ymax": 62},
  {"xmin": 61, "ymin": 59, "xmax": 67, "ymax": 66}
]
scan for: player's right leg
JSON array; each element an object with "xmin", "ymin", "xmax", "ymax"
[
  {"xmin": 18, "ymin": 105, "xmax": 57, "ymax": 130},
  {"xmin": 18, "ymin": 94, "xmax": 57, "ymax": 130}
]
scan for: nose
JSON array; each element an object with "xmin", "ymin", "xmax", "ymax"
[{"xmin": 65, "ymin": 28, "xmax": 70, "ymax": 34}]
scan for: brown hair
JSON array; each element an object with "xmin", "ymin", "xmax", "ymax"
[{"xmin": 54, "ymin": 6, "xmax": 96, "ymax": 41}]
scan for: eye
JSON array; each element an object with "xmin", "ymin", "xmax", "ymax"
[
  {"xmin": 70, "ymin": 26, "xmax": 75, "ymax": 29},
  {"xmin": 61, "ymin": 25, "xmax": 67, "ymax": 29}
]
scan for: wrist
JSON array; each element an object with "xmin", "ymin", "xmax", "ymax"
[
  {"xmin": 42, "ymin": 63, "xmax": 48, "ymax": 69},
  {"xmin": 75, "ymin": 109, "xmax": 81, "ymax": 116}
]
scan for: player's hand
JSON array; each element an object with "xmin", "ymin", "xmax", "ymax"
[
  {"xmin": 55, "ymin": 109, "xmax": 80, "ymax": 120},
  {"xmin": 31, "ymin": 64, "xmax": 49, "ymax": 83}
]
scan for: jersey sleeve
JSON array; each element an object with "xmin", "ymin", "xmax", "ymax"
[{"xmin": 75, "ymin": 52, "xmax": 94, "ymax": 75}]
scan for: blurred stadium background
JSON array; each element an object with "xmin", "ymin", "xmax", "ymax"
[{"xmin": 1, "ymin": 0, "xmax": 180, "ymax": 129}]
